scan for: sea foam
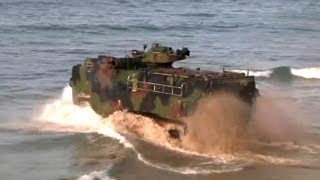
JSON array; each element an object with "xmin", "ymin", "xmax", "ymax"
[{"xmin": 231, "ymin": 66, "xmax": 320, "ymax": 79}]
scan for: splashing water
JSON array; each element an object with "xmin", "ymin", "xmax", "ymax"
[
  {"xmin": 32, "ymin": 86, "xmax": 320, "ymax": 174},
  {"xmin": 34, "ymin": 86, "xmax": 132, "ymax": 147},
  {"xmin": 35, "ymin": 86, "xmax": 106, "ymax": 133},
  {"xmin": 33, "ymin": 86, "xmax": 247, "ymax": 173},
  {"xmin": 181, "ymin": 92, "xmax": 251, "ymax": 154}
]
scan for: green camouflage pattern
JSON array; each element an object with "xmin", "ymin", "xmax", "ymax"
[{"xmin": 69, "ymin": 44, "xmax": 258, "ymax": 125}]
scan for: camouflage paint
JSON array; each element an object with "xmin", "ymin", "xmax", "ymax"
[{"xmin": 69, "ymin": 44, "xmax": 258, "ymax": 123}]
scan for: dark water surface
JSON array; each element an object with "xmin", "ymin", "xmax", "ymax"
[{"xmin": 0, "ymin": 0, "xmax": 320, "ymax": 179}]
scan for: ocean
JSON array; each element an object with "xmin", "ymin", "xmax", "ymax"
[{"xmin": 0, "ymin": 0, "xmax": 320, "ymax": 179}]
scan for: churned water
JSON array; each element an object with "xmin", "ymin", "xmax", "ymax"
[{"xmin": 0, "ymin": 0, "xmax": 320, "ymax": 179}]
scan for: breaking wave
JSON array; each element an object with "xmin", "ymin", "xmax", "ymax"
[
  {"xmin": 230, "ymin": 69, "xmax": 272, "ymax": 77},
  {"xmin": 231, "ymin": 66, "xmax": 320, "ymax": 80},
  {"xmin": 291, "ymin": 67, "xmax": 320, "ymax": 79},
  {"xmin": 31, "ymin": 86, "xmax": 320, "ymax": 175},
  {"xmin": 78, "ymin": 167, "xmax": 115, "ymax": 180}
]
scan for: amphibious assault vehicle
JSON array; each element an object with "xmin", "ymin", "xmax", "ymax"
[{"xmin": 69, "ymin": 44, "xmax": 258, "ymax": 138}]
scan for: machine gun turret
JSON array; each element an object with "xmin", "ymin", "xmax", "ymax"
[{"xmin": 131, "ymin": 43, "xmax": 190, "ymax": 66}]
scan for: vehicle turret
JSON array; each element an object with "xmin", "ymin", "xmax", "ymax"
[
  {"xmin": 69, "ymin": 44, "xmax": 258, "ymax": 139},
  {"xmin": 131, "ymin": 43, "xmax": 190, "ymax": 66}
]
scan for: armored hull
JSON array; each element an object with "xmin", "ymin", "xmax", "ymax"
[{"xmin": 69, "ymin": 44, "xmax": 258, "ymax": 138}]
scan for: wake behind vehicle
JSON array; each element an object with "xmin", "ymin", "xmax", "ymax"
[{"xmin": 69, "ymin": 44, "xmax": 258, "ymax": 138}]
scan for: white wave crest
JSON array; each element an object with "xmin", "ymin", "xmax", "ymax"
[
  {"xmin": 291, "ymin": 67, "xmax": 320, "ymax": 79},
  {"xmin": 78, "ymin": 169, "xmax": 115, "ymax": 180},
  {"xmin": 230, "ymin": 69, "xmax": 272, "ymax": 77},
  {"xmin": 232, "ymin": 66, "xmax": 320, "ymax": 79}
]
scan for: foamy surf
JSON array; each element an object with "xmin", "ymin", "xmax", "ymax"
[
  {"xmin": 230, "ymin": 69, "xmax": 272, "ymax": 77},
  {"xmin": 231, "ymin": 66, "xmax": 320, "ymax": 79},
  {"xmin": 136, "ymin": 153, "xmax": 244, "ymax": 174},
  {"xmin": 291, "ymin": 67, "xmax": 320, "ymax": 79},
  {"xmin": 78, "ymin": 167, "xmax": 115, "ymax": 180},
  {"xmin": 32, "ymin": 86, "xmax": 320, "ymax": 175},
  {"xmin": 33, "ymin": 86, "xmax": 246, "ymax": 174}
]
